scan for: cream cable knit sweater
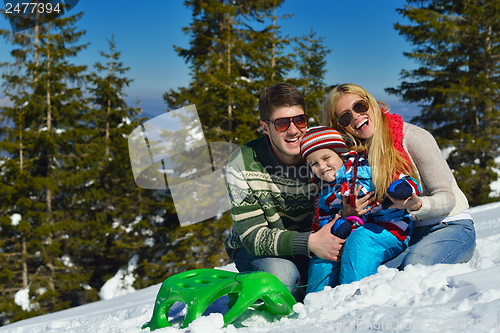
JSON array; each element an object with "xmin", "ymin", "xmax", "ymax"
[{"xmin": 402, "ymin": 123, "xmax": 469, "ymax": 227}]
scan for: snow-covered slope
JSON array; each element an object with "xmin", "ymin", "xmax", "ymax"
[{"xmin": 2, "ymin": 202, "xmax": 500, "ymax": 333}]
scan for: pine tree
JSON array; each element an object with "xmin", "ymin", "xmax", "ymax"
[
  {"xmin": 386, "ymin": 0, "xmax": 500, "ymax": 206},
  {"xmin": 293, "ymin": 28, "xmax": 331, "ymax": 126},
  {"xmin": 84, "ymin": 37, "xmax": 167, "ymax": 292},
  {"xmin": 0, "ymin": 12, "xmax": 37, "ymax": 323},
  {"xmin": 164, "ymin": 0, "xmax": 291, "ymax": 145},
  {"xmin": 0, "ymin": 10, "xmax": 90, "ymax": 323},
  {"xmin": 245, "ymin": 0, "xmax": 294, "ymax": 94}
]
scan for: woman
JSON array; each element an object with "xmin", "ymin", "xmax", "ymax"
[{"xmin": 322, "ymin": 83, "xmax": 476, "ymax": 268}]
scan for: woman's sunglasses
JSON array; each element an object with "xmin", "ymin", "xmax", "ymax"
[
  {"xmin": 264, "ymin": 114, "xmax": 308, "ymax": 132},
  {"xmin": 337, "ymin": 100, "xmax": 370, "ymax": 127}
]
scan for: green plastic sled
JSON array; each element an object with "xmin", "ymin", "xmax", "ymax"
[{"xmin": 142, "ymin": 268, "xmax": 296, "ymax": 330}]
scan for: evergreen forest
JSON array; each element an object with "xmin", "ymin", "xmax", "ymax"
[{"xmin": 1, "ymin": 0, "xmax": 500, "ymax": 326}]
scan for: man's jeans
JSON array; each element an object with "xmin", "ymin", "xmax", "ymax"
[
  {"xmin": 385, "ymin": 219, "xmax": 476, "ymax": 269},
  {"xmin": 234, "ymin": 248, "xmax": 309, "ymax": 302}
]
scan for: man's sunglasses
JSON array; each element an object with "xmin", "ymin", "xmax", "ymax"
[
  {"xmin": 337, "ymin": 100, "xmax": 370, "ymax": 127},
  {"xmin": 263, "ymin": 114, "xmax": 308, "ymax": 132}
]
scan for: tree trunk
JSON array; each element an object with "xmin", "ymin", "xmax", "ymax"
[
  {"xmin": 304, "ymin": 34, "xmax": 312, "ymax": 95},
  {"xmin": 106, "ymin": 50, "xmax": 114, "ymax": 156},
  {"xmin": 46, "ymin": 23, "xmax": 52, "ymax": 214},
  {"xmin": 22, "ymin": 236, "xmax": 28, "ymax": 288},
  {"xmin": 227, "ymin": 14, "xmax": 232, "ymax": 143},
  {"xmin": 34, "ymin": 3, "xmax": 39, "ymax": 81},
  {"xmin": 271, "ymin": 3, "xmax": 276, "ymax": 81}
]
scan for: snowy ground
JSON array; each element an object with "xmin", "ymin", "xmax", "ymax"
[{"xmin": 2, "ymin": 202, "xmax": 500, "ymax": 333}]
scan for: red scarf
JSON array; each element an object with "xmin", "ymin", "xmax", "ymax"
[{"xmin": 384, "ymin": 111, "xmax": 412, "ymax": 171}]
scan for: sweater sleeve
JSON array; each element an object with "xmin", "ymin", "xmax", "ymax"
[
  {"xmin": 225, "ymin": 147, "xmax": 311, "ymax": 257},
  {"xmin": 403, "ymin": 124, "xmax": 461, "ymax": 220}
]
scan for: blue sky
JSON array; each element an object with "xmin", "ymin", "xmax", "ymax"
[{"xmin": 1, "ymin": 0, "xmax": 420, "ymax": 121}]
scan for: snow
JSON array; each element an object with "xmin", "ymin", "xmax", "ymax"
[
  {"xmin": 10, "ymin": 213, "xmax": 21, "ymax": 226},
  {"xmin": 99, "ymin": 254, "xmax": 140, "ymax": 301},
  {"xmin": 489, "ymin": 156, "xmax": 500, "ymax": 197},
  {"xmin": 59, "ymin": 254, "xmax": 74, "ymax": 267},
  {"xmin": 14, "ymin": 288, "xmax": 31, "ymax": 312},
  {"xmin": 2, "ymin": 203, "xmax": 500, "ymax": 333},
  {"xmin": 118, "ymin": 117, "xmax": 132, "ymax": 128},
  {"xmin": 125, "ymin": 216, "xmax": 142, "ymax": 233},
  {"xmin": 441, "ymin": 146, "xmax": 455, "ymax": 160}
]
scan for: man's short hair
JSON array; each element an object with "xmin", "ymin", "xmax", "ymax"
[{"xmin": 258, "ymin": 82, "xmax": 306, "ymax": 120}]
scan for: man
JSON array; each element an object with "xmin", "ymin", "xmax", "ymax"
[{"xmin": 224, "ymin": 82, "xmax": 344, "ymax": 301}]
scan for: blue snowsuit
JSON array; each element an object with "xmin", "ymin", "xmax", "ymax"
[{"xmin": 307, "ymin": 153, "xmax": 421, "ymax": 294}]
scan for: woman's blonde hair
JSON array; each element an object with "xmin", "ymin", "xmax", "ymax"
[{"xmin": 322, "ymin": 83, "xmax": 417, "ymax": 201}]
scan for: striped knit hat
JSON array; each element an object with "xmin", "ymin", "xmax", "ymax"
[{"xmin": 300, "ymin": 126, "xmax": 349, "ymax": 161}]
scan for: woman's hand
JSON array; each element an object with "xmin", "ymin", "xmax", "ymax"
[
  {"xmin": 385, "ymin": 193, "xmax": 422, "ymax": 211},
  {"xmin": 341, "ymin": 185, "xmax": 377, "ymax": 216},
  {"xmin": 308, "ymin": 215, "xmax": 346, "ymax": 262}
]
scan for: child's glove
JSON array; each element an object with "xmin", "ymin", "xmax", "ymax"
[
  {"xmin": 382, "ymin": 177, "xmax": 420, "ymax": 210},
  {"xmin": 331, "ymin": 218, "xmax": 351, "ymax": 239},
  {"xmin": 331, "ymin": 216, "xmax": 364, "ymax": 239}
]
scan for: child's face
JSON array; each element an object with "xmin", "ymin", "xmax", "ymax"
[{"xmin": 306, "ymin": 148, "xmax": 344, "ymax": 183}]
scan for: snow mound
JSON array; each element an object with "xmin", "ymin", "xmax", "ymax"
[{"xmin": 1, "ymin": 207, "xmax": 500, "ymax": 333}]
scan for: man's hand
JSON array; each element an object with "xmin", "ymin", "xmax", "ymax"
[
  {"xmin": 341, "ymin": 185, "xmax": 376, "ymax": 216},
  {"xmin": 308, "ymin": 215, "xmax": 346, "ymax": 262}
]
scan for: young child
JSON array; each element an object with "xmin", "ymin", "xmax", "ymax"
[{"xmin": 300, "ymin": 126, "xmax": 421, "ymax": 294}]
